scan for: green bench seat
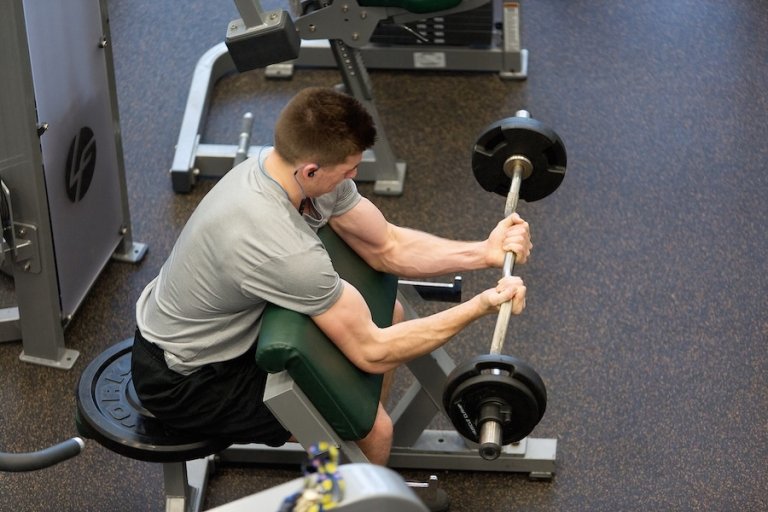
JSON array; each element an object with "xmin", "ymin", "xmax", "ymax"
[{"xmin": 255, "ymin": 226, "xmax": 398, "ymax": 441}]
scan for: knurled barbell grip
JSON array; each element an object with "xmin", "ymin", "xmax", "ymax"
[{"xmin": 489, "ymin": 157, "xmax": 529, "ymax": 356}]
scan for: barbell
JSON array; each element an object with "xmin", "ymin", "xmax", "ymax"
[{"xmin": 443, "ymin": 111, "xmax": 567, "ymax": 460}]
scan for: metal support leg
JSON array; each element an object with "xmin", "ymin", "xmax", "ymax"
[
  {"xmin": 170, "ymin": 43, "xmax": 236, "ymax": 192},
  {"xmin": 169, "ymin": 43, "xmax": 274, "ymax": 191},
  {"xmin": 162, "ymin": 458, "xmax": 213, "ymax": 512},
  {"xmin": 499, "ymin": 2, "xmax": 528, "ymax": 80},
  {"xmin": 170, "ymin": 41, "xmax": 406, "ymax": 195},
  {"xmin": 389, "ymin": 432, "xmax": 557, "ymax": 478},
  {"xmin": 263, "ymin": 371, "xmax": 369, "ymax": 464},
  {"xmin": 97, "ymin": 0, "xmax": 148, "ymax": 265},
  {"xmin": 329, "ymin": 40, "xmax": 406, "ymax": 196}
]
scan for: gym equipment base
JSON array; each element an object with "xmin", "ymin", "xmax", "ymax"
[
  {"xmin": 170, "ymin": 42, "xmax": 406, "ymax": 196},
  {"xmin": 112, "ymin": 241, "xmax": 149, "ymax": 264},
  {"xmin": 265, "ymin": 41, "xmax": 528, "ymax": 79},
  {"xmin": 217, "ymin": 434, "xmax": 556, "ymax": 479},
  {"xmin": 19, "ymin": 348, "xmax": 80, "ymax": 370}
]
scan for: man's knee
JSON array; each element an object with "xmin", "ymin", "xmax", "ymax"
[
  {"xmin": 358, "ymin": 404, "xmax": 393, "ymax": 465},
  {"xmin": 371, "ymin": 404, "xmax": 394, "ymax": 444},
  {"xmin": 393, "ymin": 299, "xmax": 405, "ymax": 325}
]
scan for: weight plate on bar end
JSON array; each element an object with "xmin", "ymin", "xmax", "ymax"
[
  {"xmin": 443, "ymin": 354, "xmax": 547, "ymax": 444},
  {"xmin": 471, "ymin": 117, "xmax": 567, "ymax": 201}
]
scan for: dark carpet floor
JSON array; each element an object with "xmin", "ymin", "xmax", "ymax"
[{"xmin": 1, "ymin": 0, "xmax": 766, "ymax": 510}]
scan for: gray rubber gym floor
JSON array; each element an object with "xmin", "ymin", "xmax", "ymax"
[{"xmin": 1, "ymin": 1, "xmax": 767, "ymax": 510}]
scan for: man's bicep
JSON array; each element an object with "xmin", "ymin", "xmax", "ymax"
[
  {"xmin": 311, "ymin": 281, "xmax": 384, "ymax": 373},
  {"xmin": 329, "ymin": 198, "xmax": 395, "ymax": 266}
]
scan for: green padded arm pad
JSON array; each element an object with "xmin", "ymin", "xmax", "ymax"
[
  {"xmin": 359, "ymin": 0, "xmax": 462, "ymax": 14},
  {"xmin": 255, "ymin": 226, "xmax": 398, "ymax": 440}
]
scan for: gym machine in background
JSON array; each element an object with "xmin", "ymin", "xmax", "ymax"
[
  {"xmin": 170, "ymin": 0, "xmax": 527, "ymax": 196},
  {"xmin": 271, "ymin": 0, "xmax": 527, "ymax": 78},
  {"xmin": 0, "ymin": 0, "xmax": 146, "ymax": 369}
]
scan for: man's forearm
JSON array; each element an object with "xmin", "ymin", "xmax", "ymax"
[
  {"xmin": 365, "ymin": 294, "xmax": 489, "ymax": 372},
  {"xmin": 376, "ymin": 226, "xmax": 489, "ymax": 278}
]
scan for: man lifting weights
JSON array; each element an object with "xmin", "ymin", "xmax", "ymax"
[{"xmin": 131, "ymin": 87, "xmax": 531, "ymax": 465}]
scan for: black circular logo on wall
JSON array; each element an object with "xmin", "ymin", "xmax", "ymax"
[{"xmin": 65, "ymin": 126, "xmax": 97, "ymax": 202}]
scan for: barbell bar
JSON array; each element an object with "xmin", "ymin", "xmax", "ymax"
[{"xmin": 443, "ymin": 111, "xmax": 567, "ymax": 460}]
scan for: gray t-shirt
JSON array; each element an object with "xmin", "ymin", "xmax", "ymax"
[{"xmin": 136, "ymin": 148, "xmax": 361, "ymax": 374}]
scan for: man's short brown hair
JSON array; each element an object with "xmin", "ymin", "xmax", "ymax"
[{"xmin": 274, "ymin": 87, "xmax": 377, "ymax": 166}]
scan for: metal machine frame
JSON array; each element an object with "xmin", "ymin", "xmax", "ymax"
[
  {"xmin": 0, "ymin": 0, "xmax": 146, "ymax": 369},
  {"xmin": 170, "ymin": 0, "xmax": 527, "ymax": 196},
  {"xmin": 142, "ymin": 284, "xmax": 556, "ymax": 512},
  {"xmin": 169, "ymin": 41, "xmax": 408, "ymax": 196},
  {"xmin": 266, "ymin": 1, "xmax": 528, "ymax": 79},
  {"xmin": 230, "ymin": 285, "xmax": 557, "ymax": 477}
]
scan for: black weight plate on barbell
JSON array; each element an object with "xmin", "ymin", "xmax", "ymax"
[
  {"xmin": 449, "ymin": 374, "xmax": 539, "ymax": 444},
  {"xmin": 443, "ymin": 354, "xmax": 547, "ymax": 443},
  {"xmin": 472, "ymin": 117, "xmax": 567, "ymax": 201},
  {"xmin": 444, "ymin": 355, "xmax": 548, "ymax": 416}
]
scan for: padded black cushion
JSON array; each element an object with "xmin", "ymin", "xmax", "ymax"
[{"xmin": 255, "ymin": 226, "xmax": 398, "ymax": 440}]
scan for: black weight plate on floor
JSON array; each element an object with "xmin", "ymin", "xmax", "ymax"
[
  {"xmin": 75, "ymin": 339, "xmax": 231, "ymax": 463},
  {"xmin": 443, "ymin": 354, "xmax": 547, "ymax": 443},
  {"xmin": 472, "ymin": 117, "xmax": 567, "ymax": 201}
]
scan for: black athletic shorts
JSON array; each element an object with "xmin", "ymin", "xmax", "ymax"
[{"xmin": 130, "ymin": 329, "xmax": 291, "ymax": 446}]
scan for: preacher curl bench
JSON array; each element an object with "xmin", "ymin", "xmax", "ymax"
[
  {"xmin": 77, "ymin": 112, "xmax": 566, "ymax": 511},
  {"xmin": 75, "ymin": 226, "xmax": 555, "ymax": 512}
]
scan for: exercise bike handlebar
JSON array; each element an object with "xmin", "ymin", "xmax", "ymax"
[{"xmin": 0, "ymin": 437, "xmax": 84, "ymax": 472}]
